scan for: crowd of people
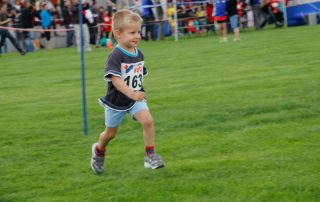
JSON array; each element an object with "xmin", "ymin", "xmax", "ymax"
[
  {"xmin": 0, "ymin": 0, "xmax": 117, "ymax": 55},
  {"xmin": 0, "ymin": 0, "xmax": 285, "ymax": 55},
  {"xmin": 149, "ymin": 0, "xmax": 284, "ymax": 42}
]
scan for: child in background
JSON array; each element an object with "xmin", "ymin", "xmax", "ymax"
[
  {"xmin": 214, "ymin": 0, "xmax": 228, "ymax": 42},
  {"xmin": 167, "ymin": 3, "xmax": 175, "ymax": 35},
  {"xmin": 102, "ymin": 8, "xmax": 113, "ymax": 49},
  {"xmin": 90, "ymin": 9, "xmax": 165, "ymax": 174},
  {"xmin": 206, "ymin": 2, "xmax": 215, "ymax": 34},
  {"xmin": 39, "ymin": 2, "xmax": 52, "ymax": 48}
]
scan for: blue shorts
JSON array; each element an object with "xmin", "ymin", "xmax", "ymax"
[
  {"xmin": 229, "ymin": 15, "xmax": 239, "ymax": 29},
  {"xmin": 104, "ymin": 101, "xmax": 149, "ymax": 128}
]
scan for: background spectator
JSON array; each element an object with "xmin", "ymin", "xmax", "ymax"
[
  {"xmin": 227, "ymin": 0, "xmax": 240, "ymax": 41},
  {"xmin": 39, "ymin": 2, "xmax": 52, "ymax": 48},
  {"xmin": 206, "ymin": 2, "xmax": 215, "ymax": 34},
  {"xmin": 249, "ymin": 0, "xmax": 261, "ymax": 30},
  {"xmin": 71, "ymin": 0, "xmax": 91, "ymax": 52},
  {"xmin": 21, "ymin": 0, "xmax": 37, "ymax": 52},
  {"xmin": 11, "ymin": 7, "xmax": 24, "ymax": 49},
  {"xmin": 141, "ymin": 0, "xmax": 155, "ymax": 41},
  {"xmin": 62, "ymin": 0, "xmax": 74, "ymax": 47},
  {"xmin": 214, "ymin": 0, "xmax": 228, "ymax": 42},
  {"xmin": 0, "ymin": 2, "xmax": 25, "ymax": 55}
]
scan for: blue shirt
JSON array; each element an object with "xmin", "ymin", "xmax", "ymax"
[
  {"xmin": 250, "ymin": 0, "xmax": 260, "ymax": 6},
  {"xmin": 40, "ymin": 10, "xmax": 51, "ymax": 28},
  {"xmin": 214, "ymin": 0, "xmax": 227, "ymax": 17},
  {"xmin": 142, "ymin": 0, "xmax": 153, "ymax": 16}
]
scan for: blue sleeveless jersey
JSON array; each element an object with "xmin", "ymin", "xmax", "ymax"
[{"xmin": 214, "ymin": 0, "xmax": 227, "ymax": 17}]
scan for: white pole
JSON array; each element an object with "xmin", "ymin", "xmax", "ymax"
[
  {"xmin": 282, "ymin": 0, "xmax": 288, "ymax": 27},
  {"xmin": 173, "ymin": 0, "xmax": 178, "ymax": 42}
]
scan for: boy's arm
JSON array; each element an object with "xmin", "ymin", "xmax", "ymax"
[{"xmin": 111, "ymin": 76, "xmax": 145, "ymax": 101}]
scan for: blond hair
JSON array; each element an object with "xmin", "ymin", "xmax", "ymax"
[{"xmin": 112, "ymin": 9, "xmax": 143, "ymax": 33}]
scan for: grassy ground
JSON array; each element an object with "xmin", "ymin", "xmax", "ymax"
[{"xmin": 1, "ymin": 25, "xmax": 320, "ymax": 202}]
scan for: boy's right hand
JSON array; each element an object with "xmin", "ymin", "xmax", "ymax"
[{"xmin": 131, "ymin": 91, "xmax": 145, "ymax": 101}]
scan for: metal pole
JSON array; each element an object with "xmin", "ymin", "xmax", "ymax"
[
  {"xmin": 79, "ymin": 0, "xmax": 88, "ymax": 136},
  {"xmin": 282, "ymin": 0, "xmax": 288, "ymax": 27},
  {"xmin": 173, "ymin": 0, "xmax": 178, "ymax": 42}
]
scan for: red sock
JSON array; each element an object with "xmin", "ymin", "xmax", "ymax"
[
  {"xmin": 145, "ymin": 145, "xmax": 154, "ymax": 156},
  {"xmin": 95, "ymin": 145, "xmax": 106, "ymax": 157}
]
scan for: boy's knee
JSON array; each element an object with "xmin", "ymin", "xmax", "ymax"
[
  {"xmin": 101, "ymin": 128, "xmax": 118, "ymax": 139},
  {"xmin": 142, "ymin": 117, "xmax": 153, "ymax": 128}
]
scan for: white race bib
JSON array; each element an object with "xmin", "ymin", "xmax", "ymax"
[{"xmin": 121, "ymin": 61, "xmax": 144, "ymax": 91}]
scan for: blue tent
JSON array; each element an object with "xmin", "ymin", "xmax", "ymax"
[{"xmin": 286, "ymin": 0, "xmax": 320, "ymax": 26}]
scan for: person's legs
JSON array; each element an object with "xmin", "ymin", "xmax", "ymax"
[
  {"xmin": 98, "ymin": 127, "xmax": 118, "ymax": 150},
  {"xmin": 16, "ymin": 32, "xmax": 24, "ymax": 51},
  {"xmin": 83, "ymin": 24, "xmax": 91, "ymax": 51},
  {"xmin": 25, "ymin": 31, "xmax": 35, "ymax": 52},
  {"xmin": 233, "ymin": 27, "xmax": 240, "ymax": 41},
  {"xmin": 91, "ymin": 107, "xmax": 125, "ymax": 174},
  {"xmin": 130, "ymin": 102, "xmax": 164, "ymax": 169},
  {"xmin": 74, "ymin": 24, "xmax": 81, "ymax": 52},
  {"xmin": 0, "ymin": 30, "xmax": 4, "ymax": 55},
  {"xmin": 66, "ymin": 30, "xmax": 74, "ymax": 47},
  {"xmin": 218, "ymin": 21, "xmax": 227, "ymax": 42},
  {"xmin": 222, "ymin": 22, "xmax": 227, "ymax": 39},
  {"xmin": 252, "ymin": 4, "xmax": 261, "ymax": 30},
  {"xmin": 134, "ymin": 109, "xmax": 155, "ymax": 147},
  {"xmin": 45, "ymin": 27, "xmax": 51, "ymax": 48},
  {"xmin": 230, "ymin": 15, "xmax": 240, "ymax": 41},
  {"xmin": 4, "ymin": 30, "xmax": 25, "ymax": 54}
]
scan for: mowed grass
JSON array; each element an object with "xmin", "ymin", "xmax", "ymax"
[{"xmin": 1, "ymin": 25, "xmax": 320, "ymax": 202}]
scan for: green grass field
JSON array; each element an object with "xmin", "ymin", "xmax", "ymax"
[{"xmin": 1, "ymin": 25, "xmax": 320, "ymax": 202}]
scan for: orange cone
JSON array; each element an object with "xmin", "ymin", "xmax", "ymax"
[{"xmin": 107, "ymin": 39, "xmax": 113, "ymax": 49}]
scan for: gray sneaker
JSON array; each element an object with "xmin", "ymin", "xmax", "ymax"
[
  {"xmin": 90, "ymin": 143, "xmax": 105, "ymax": 174},
  {"xmin": 144, "ymin": 154, "xmax": 165, "ymax": 169}
]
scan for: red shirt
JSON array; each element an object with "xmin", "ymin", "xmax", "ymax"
[
  {"xmin": 102, "ymin": 13, "xmax": 112, "ymax": 33},
  {"xmin": 237, "ymin": 1, "xmax": 244, "ymax": 17},
  {"xmin": 206, "ymin": 3, "xmax": 215, "ymax": 23}
]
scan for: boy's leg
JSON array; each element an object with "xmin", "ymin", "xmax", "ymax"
[
  {"xmin": 133, "ymin": 106, "xmax": 165, "ymax": 169},
  {"xmin": 98, "ymin": 127, "xmax": 118, "ymax": 150},
  {"xmin": 91, "ymin": 127, "xmax": 118, "ymax": 174},
  {"xmin": 134, "ymin": 109, "xmax": 154, "ymax": 147},
  {"xmin": 91, "ymin": 107, "xmax": 125, "ymax": 174}
]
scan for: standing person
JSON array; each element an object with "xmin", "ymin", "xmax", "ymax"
[
  {"xmin": 227, "ymin": 0, "xmax": 240, "ymax": 41},
  {"xmin": 214, "ymin": 0, "xmax": 228, "ymax": 42},
  {"xmin": 206, "ymin": 2, "xmax": 215, "ymax": 34},
  {"xmin": 141, "ymin": 0, "xmax": 155, "ymax": 41},
  {"xmin": 0, "ymin": 3, "xmax": 25, "ymax": 56},
  {"xmin": 20, "ymin": 0, "xmax": 37, "ymax": 52},
  {"xmin": 11, "ymin": 7, "xmax": 24, "ymax": 49},
  {"xmin": 45, "ymin": 0, "xmax": 57, "ymax": 36},
  {"xmin": 39, "ymin": 2, "xmax": 52, "ymax": 49},
  {"xmin": 90, "ymin": 9, "xmax": 165, "ymax": 174},
  {"xmin": 250, "ymin": 0, "xmax": 261, "ymax": 30},
  {"xmin": 62, "ymin": 0, "xmax": 74, "ymax": 47},
  {"xmin": 102, "ymin": 8, "xmax": 112, "ymax": 38},
  {"xmin": 71, "ymin": 0, "xmax": 91, "ymax": 52},
  {"xmin": 83, "ymin": 1, "xmax": 97, "ymax": 46}
]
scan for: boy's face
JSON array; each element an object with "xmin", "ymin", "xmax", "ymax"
[{"xmin": 115, "ymin": 22, "xmax": 141, "ymax": 51}]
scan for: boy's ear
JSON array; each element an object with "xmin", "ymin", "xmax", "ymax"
[{"xmin": 113, "ymin": 30, "xmax": 121, "ymax": 39}]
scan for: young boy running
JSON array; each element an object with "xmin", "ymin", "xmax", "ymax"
[{"xmin": 90, "ymin": 9, "xmax": 165, "ymax": 174}]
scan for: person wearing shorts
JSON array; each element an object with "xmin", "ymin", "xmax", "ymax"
[
  {"xmin": 227, "ymin": 0, "xmax": 240, "ymax": 41},
  {"xmin": 90, "ymin": 9, "xmax": 165, "ymax": 174},
  {"xmin": 214, "ymin": 0, "xmax": 228, "ymax": 42}
]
